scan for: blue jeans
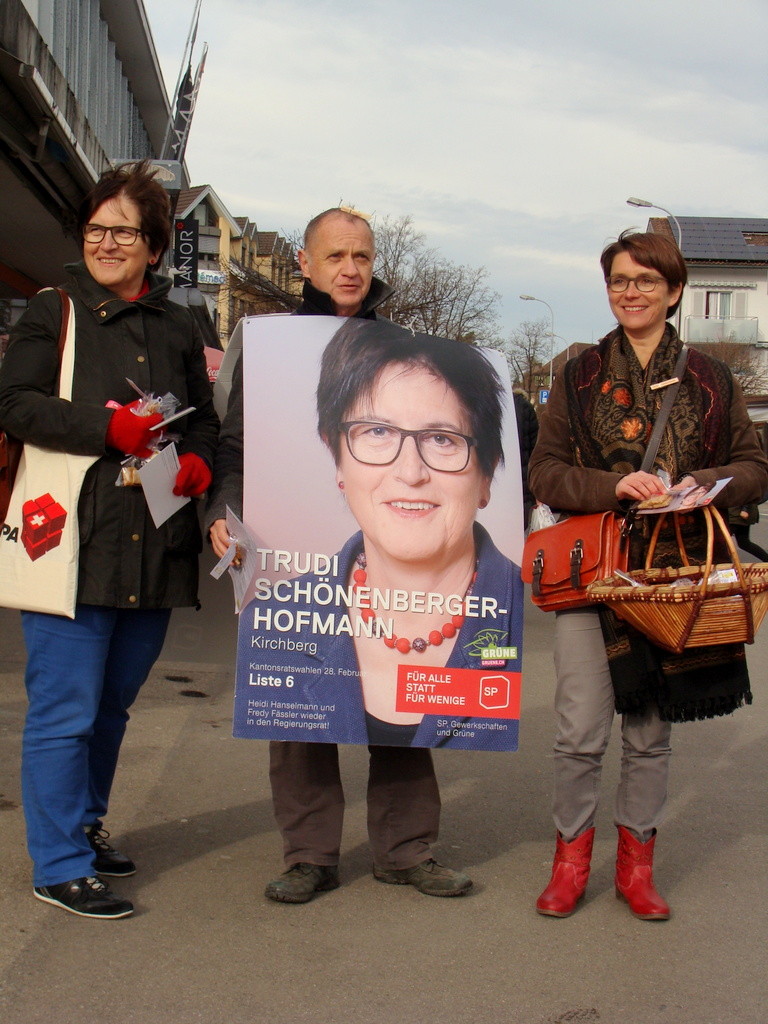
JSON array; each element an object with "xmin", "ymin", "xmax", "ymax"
[{"xmin": 21, "ymin": 605, "xmax": 171, "ymax": 887}]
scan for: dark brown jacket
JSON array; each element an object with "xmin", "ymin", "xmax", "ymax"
[{"xmin": 529, "ymin": 340, "xmax": 768, "ymax": 516}]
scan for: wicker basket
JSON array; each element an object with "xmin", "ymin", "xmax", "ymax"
[{"xmin": 587, "ymin": 505, "xmax": 768, "ymax": 655}]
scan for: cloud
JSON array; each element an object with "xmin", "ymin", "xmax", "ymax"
[
  {"xmin": 145, "ymin": 0, "xmax": 768, "ymax": 341},
  {"xmin": 492, "ymin": 246, "xmax": 596, "ymax": 275}
]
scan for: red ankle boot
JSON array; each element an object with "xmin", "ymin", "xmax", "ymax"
[
  {"xmin": 615, "ymin": 825, "xmax": 670, "ymax": 920},
  {"xmin": 536, "ymin": 828, "xmax": 595, "ymax": 917}
]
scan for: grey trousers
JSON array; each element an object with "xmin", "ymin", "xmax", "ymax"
[
  {"xmin": 552, "ymin": 609, "xmax": 672, "ymax": 843},
  {"xmin": 269, "ymin": 741, "xmax": 440, "ymax": 870}
]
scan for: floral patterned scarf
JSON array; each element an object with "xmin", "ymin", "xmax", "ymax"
[{"xmin": 567, "ymin": 324, "xmax": 730, "ymax": 490}]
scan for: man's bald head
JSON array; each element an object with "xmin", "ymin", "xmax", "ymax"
[
  {"xmin": 298, "ymin": 209, "xmax": 376, "ymax": 317},
  {"xmin": 302, "ymin": 208, "xmax": 375, "ymax": 252}
]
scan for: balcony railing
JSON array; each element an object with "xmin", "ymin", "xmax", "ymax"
[{"xmin": 684, "ymin": 316, "xmax": 759, "ymax": 345}]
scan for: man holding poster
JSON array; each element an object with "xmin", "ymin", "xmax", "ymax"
[
  {"xmin": 246, "ymin": 319, "xmax": 522, "ymax": 751},
  {"xmin": 208, "ymin": 208, "xmax": 521, "ymax": 904}
]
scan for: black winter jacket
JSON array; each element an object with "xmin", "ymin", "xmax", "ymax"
[{"xmin": 0, "ymin": 263, "xmax": 219, "ymax": 608}]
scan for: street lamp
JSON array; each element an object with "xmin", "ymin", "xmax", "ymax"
[
  {"xmin": 552, "ymin": 333, "xmax": 573, "ymax": 362},
  {"xmin": 626, "ymin": 197, "xmax": 682, "ymax": 249},
  {"xmin": 520, "ymin": 294, "xmax": 555, "ymax": 387}
]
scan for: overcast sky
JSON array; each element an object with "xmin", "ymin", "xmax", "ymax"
[{"xmin": 142, "ymin": 0, "xmax": 768, "ymax": 347}]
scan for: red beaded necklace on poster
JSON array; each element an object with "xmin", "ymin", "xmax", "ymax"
[{"xmin": 352, "ymin": 551, "xmax": 478, "ymax": 655}]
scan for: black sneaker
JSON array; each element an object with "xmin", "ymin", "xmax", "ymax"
[
  {"xmin": 33, "ymin": 877, "xmax": 134, "ymax": 918},
  {"xmin": 85, "ymin": 824, "xmax": 136, "ymax": 877}
]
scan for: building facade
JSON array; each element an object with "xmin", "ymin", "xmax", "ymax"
[
  {"xmin": 649, "ymin": 216, "xmax": 768, "ymax": 351},
  {"xmin": 0, "ymin": 0, "xmax": 171, "ymax": 328},
  {"xmin": 175, "ymin": 187, "xmax": 300, "ymax": 347}
]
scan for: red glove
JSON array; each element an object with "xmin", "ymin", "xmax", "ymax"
[
  {"xmin": 106, "ymin": 401, "xmax": 164, "ymax": 458},
  {"xmin": 173, "ymin": 453, "xmax": 212, "ymax": 497}
]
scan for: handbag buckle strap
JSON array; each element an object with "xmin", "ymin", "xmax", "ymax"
[
  {"xmin": 531, "ymin": 550, "xmax": 544, "ymax": 597},
  {"xmin": 620, "ymin": 511, "xmax": 635, "ymax": 540},
  {"xmin": 569, "ymin": 540, "xmax": 583, "ymax": 587}
]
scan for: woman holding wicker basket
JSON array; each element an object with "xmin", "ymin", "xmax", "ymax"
[{"xmin": 528, "ymin": 230, "xmax": 768, "ymax": 920}]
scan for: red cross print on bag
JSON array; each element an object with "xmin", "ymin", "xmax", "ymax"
[{"xmin": 21, "ymin": 493, "xmax": 68, "ymax": 561}]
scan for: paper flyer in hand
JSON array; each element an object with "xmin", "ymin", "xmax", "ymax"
[
  {"xmin": 210, "ymin": 506, "xmax": 260, "ymax": 614},
  {"xmin": 634, "ymin": 477, "xmax": 732, "ymax": 514},
  {"xmin": 137, "ymin": 443, "xmax": 190, "ymax": 528}
]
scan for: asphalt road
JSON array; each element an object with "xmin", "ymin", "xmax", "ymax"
[{"xmin": 1, "ymin": 528, "xmax": 767, "ymax": 1024}]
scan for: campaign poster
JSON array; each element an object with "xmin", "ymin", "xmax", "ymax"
[{"xmin": 233, "ymin": 315, "xmax": 525, "ymax": 751}]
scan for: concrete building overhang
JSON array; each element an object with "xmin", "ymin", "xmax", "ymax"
[
  {"xmin": 0, "ymin": 46, "xmax": 99, "ymax": 297},
  {"xmin": 0, "ymin": 1, "xmax": 175, "ymax": 301},
  {"xmin": 99, "ymin": 0, "xmax": 172, "ymax": 156}
]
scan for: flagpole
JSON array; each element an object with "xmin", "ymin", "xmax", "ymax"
[
  {"xmin": 173, "ymin": 44, "xmax": 208, "ymax": 165},
  {"xmin": 160, "ymin": 0, "xmax": 203, "ymax": 160}
]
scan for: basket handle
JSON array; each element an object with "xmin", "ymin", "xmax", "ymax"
[
  {"xmin": 645, "ymin": 505, "xmax": 749, "ymax": 600},
  {"xmin": 672, "ymin": 514, "xmax": 691, "ymax": 567},
  {"xmin": 645, "ymin": 515, "xmax": 695, "ymax": 568},
  {"xmin": 644, "ymin": 513, "xmax": 672, "ymax": 568},
  {"xmin": 708, "ymin": 504, "xmax": 749, "ymax": 591},
  {"xmin": 704, "ymin": 505, "xmax": 754, "ymax": 643}
]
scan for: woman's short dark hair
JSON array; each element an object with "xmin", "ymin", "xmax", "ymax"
[
  {"xmin": 317, "ymin": 320, "xmax": 505, "ymax": 478},
  {"xmin": 77, "ymin": 160, "xmax": 171, "ymax": 259},
  {"xmin": 600, "ymin": 230, "xmax": 687, "ymax": 317}
]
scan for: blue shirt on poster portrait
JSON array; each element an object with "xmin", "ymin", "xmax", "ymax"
[{"xmin": 235, "ymin": 523, "xmax": 523, "ymax": 750}]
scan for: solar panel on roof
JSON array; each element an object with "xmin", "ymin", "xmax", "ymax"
[{"xmin": 675, "ymin": 217, "xmax": 768, "ymax": 260}]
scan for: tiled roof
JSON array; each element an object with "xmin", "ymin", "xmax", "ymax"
[
  {"xmin": 257, "ymin": 231, "xmax": 278, "ymax": 256},
  {"xmin": 648, "ymin": 217, "xmax": 676, "ymax": 241},
  {"xmin": 175, "ymin": 186, "xmax": 209, "ymax": 217},
  {"xmin": 652, "ymin": 216, "xmax": 768, "ymax": 262}
]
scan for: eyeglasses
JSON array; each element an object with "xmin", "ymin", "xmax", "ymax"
[
  {"xmin": 606, "ymin": 274, "xmax": 666, "ymax": 293},
  {"xmin": 341, "ymin": 421, "xmax": 477, "ymax": 473},
  {"xmin": 83, "ymin": 224, "xmax": 145, "ymax": 246}
]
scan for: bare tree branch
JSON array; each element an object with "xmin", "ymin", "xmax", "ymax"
[
  {"xmin": 689, "ymin": 340, "xmax": 768, "ymax": 395},
  {"xmin": 484, "ymin": 318, "xmax": 551, "ymax": 400},
  {"xmin": 373, "ymin": 215, "xmax": 500, "ymax": 343}
]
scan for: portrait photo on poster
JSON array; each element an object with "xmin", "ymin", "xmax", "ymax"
[{"xmin": 235, "ymin": 315, "xmax": 525, "ymax": 752}]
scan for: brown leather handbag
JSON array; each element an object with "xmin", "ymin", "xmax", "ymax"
[
  {"xmin": 521, "ymin": 511, "xmax": 629, "ymax": 611},
  {"xmin": 0, "ymin": 429, "xmax": 22, "ymax": 525}
]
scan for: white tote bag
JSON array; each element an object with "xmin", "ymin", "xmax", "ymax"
[{"xmin": 0, "ymin": 292, "xmax": 98, "ymax": 618}]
